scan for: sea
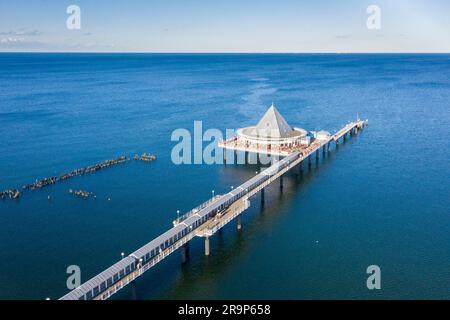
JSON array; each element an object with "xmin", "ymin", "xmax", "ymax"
[{"xmin": 0, "ymin": 53, "xmax": 449, "ymax": 299}]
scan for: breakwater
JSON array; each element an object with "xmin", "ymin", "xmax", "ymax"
[
  {"xmin": 0, "ymin": 189, "xmax": 20, "ymax": 199},
  {"xmin": 134, "ymin": 153, "xmax": 157, "ymax": 162},
  {"xmin": 69, "ymin": 189, "xmax": 93, "ymax": 198},
  {"xmin": 1, "ymin": 154, "xmax": 156, "ymax": 201},
  {"xmin": 22, "ymin": 155, "xmax": 128, "ymax": 191}
]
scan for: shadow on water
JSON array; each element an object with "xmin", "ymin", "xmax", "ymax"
[{"xmin": 113, "ymin": 133, "xmax": 364, "ymax": 299}]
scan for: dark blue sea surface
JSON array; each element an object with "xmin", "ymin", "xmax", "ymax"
[{"xmin": 0, "ymin": 53, "xmax": 449, "ymax": 299}]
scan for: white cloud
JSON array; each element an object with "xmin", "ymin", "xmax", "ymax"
[
  {"xmin": 0, "ymin": 37, "xmax": 25, "ymax": 44},
  {"xmin": 0, "ymin": 29, "xmax": 43, "ymax": 36}
]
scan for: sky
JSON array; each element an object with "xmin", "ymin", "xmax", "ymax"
[{"xmin": 0, "ymin": 0, "xmax": 449, "ymax": 52}]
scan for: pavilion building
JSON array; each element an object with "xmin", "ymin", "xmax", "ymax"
[{"xmin": 219, "ymin": 103, "xmax": 309, "ymax": 156}]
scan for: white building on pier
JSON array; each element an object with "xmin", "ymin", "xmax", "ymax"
[{"xmin": 219, "ymin": 103, "xmax": 308, "ymax": 155}]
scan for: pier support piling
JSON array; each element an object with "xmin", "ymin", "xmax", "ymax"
[
  {"xmin": 261, "ymin": 188, "xmax": 265, "ymax": 204},
  {"xmin": 181, "ymin": 242, "xmax": 190, "ymax": 264},
  {"xmin": 327, "ymin": 142, "xmax": 330, "ymax": 152},
  {"xmin": 204, "ymin": 237, "xmax": 210, "ymax": 256},
  {"xmin": 280, "ymin": 175, "xmax": 284, "ymax": 190},
  {"xmin": 131, "ymin": 281, "xmax": 137, "ymax": 300}
]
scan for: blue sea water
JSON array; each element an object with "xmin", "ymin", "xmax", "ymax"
[{"xmin": 0, "ymin": 53, "xmax": 449, "ymax": 300}]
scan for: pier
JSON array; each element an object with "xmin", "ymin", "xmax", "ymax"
[{"xmin": 60, "ymin": 117, "xmax": 367, "ymax": 300}]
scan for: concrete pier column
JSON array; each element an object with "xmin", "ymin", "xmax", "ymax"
[
  {"xmin": 322, "ymin": 145, "xmax": 325, "ymax": 155},
  {"xmin": 181, "ymin": 242, "xmax": 190, "ymax": 264},
  {"xmin": 280, "ymin": 175, "xmax": 284, "ymax": 190},
  {"xmin": 299, "ymin": 161, "xmax": 303, "ymax": 173},
  {"xmin": 131, "ymin": 281, "xmax": 137, "ymax": 300},
  {"xmin": 343, "ymin": 133, "xmax": 346, "ymax": 142},
  {"xmin": 204, "ymin": 237, "xmax": 210, "ymax": 256},
  {"xmin": 261, "ymin": 188, "xmax": 265, "ymax": 204},
  {"xmin": 316, "ymin": 150, "xmax": 319, "ymax": 161},
  {"xmin": 308, "ymin": 155, "xmax": 311, "ymax": 167},
  {"xmin": 223, "ymin": 148, "xmax": 227, "ymax": 164},
  {"xmin": 237, "ymin": 214, "xmax": 242, "ymax": 230}
]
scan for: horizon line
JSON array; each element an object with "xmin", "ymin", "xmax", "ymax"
[{"xmin": 1, "ymin": 51, "xmax": 450, "ymax": 54}]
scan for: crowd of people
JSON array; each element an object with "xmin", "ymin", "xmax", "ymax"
[
  {"xmin": 222, "ymin": 136, "xmax": 302, "ymax": 156},
  {"xmin": 299, "ymin": 141, "xmax": 323, "ymax": 158}
]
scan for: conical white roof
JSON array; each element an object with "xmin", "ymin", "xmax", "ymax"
[{"xmin": 251, "ymin": 103, "xmax": 293, "ymax": 138}]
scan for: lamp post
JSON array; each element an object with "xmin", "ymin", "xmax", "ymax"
[
  {"xmin": 212, "ymin": 190, "xmax": 215, "ymax": 197},
  {"xmin": 177, "ymin": 210, "xmax": 180, "ymax": 221},
  {"xmin": 121, "ymin": 252, "xmax": 124, "ymax": 260}
]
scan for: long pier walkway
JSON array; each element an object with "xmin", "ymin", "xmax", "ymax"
[{"xmin": 60, "ymin": 119, "xmax": 368, "ymax": 300}]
